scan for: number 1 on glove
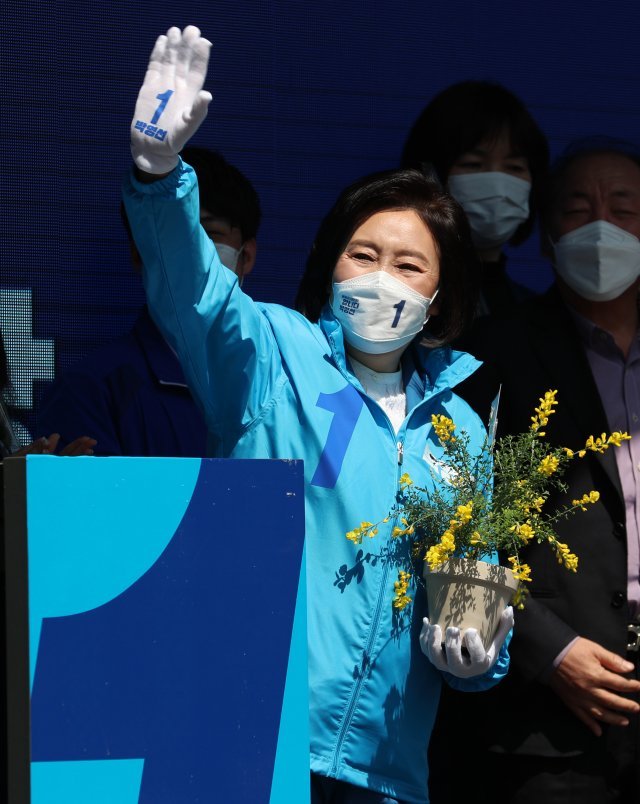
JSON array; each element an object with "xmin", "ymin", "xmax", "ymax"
[{"xmin": 130, "ymin": 26, "xmax": 213, "ymax": 175}]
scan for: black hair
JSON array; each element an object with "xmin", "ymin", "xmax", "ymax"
[
  {"xmin": 121, "ymin": 147, "xmax": 261, "ymax": 243},
  {"xmin": 180, "ymin": 146, "xmax": 261, "ymax": 241},
  {"xmin": 401, "ymin": 81, "xmax": 549, "ymax": 245},
  {"xmin": 295, "ymin": 168, "xmax": 479, "ymax": 346},
  {"xmin": 540, "ymin": 135, "xmax": 640, "ymax": 234}
]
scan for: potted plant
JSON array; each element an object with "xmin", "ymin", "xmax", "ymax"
[{"xmin": 346, "ymin": 390, "xmax": 630, "ymax": 648}]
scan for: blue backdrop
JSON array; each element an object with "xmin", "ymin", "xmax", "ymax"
[{"xmin": 3, "ymin": 0, "xmax": 640, "ymax": 438}]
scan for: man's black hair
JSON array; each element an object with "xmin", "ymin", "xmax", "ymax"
[{"xmin": 121, "ymin": 147, "xmax": 261, "ymax": 243}]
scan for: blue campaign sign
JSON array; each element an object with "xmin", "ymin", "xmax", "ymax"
[{"xmin": 6, "ymin": 455, "xmax": 308, "ymax": 803}]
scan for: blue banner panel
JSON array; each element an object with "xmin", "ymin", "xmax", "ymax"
[{"xmin": 19, "ymin": 455, "xmax": 307, "ymax": 803}]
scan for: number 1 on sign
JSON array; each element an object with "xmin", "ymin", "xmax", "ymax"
[{"xmin": 151, "ymin": 90, "xmax": 174, "ymax": 125}]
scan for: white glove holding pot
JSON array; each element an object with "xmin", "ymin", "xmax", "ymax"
[
  {"xmin": 419, "ymin": 606, "xmax": 514, "ymax": 678},
  {"xmin": 131, "ymin": 25, "xmax": 212, "ymax": 175}
]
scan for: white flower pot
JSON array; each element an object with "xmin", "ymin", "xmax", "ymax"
[{"xmin": 423, "ymin": 558, "xmax": 518, "ymax": 650}]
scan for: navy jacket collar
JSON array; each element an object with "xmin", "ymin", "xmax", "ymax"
[{"xmin": 134, "ymin": 307, "xmax": 189, "ymax": 388}]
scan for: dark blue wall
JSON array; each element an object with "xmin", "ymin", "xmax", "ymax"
[{"xmin": 4, "ymin": 0, "xmax": 640, "ymax": 437}]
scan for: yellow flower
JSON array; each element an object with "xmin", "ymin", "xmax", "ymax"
[
  {"xmin": 431, "ymin": 414, "xmax": 456, "ymax": 443},
  {"xmin": 572, "ymin": 490, "xmax": 601, "ymax": 511},
  {"xmin": 507, "ymin": 556, "xmax": 533, "ymax": 583},
  {"xmin": 346, "ymin": 530, "xmax": 361, "ymax": 544},
  {"xmin": 424, "ymin": 545, "xmax": 446, "ymax": 569},
  {"xmin": 548, "ymin": 537, "xmax": 578, "ymax": 572},
  {"xmin": 520, "ymin": 523, "xmax": 534, "ymax": 540},
  {"xmin": 393, "ymin": 570, "xmax": 412, "ymax": 610},
  {"xmin": 393, "ymin": 596, "xmax": 412, "ymax": 611},
  {"xmin": 456, "ymin": 502, "xmax": 474, "ymax": 525},
  {"xmin": 509, "ymin": 522, "xmax": 535, "ymax": 542},
  {"xmin": 425, "ymin": 528, "xmax": 456, "ymax": 569},
  {"xmin": 518, "ymin": 491, "xmax": 542, "ymax": 514},
  {"xmin": 530, "ymin": 390, "xmax": 558, "ymax": 435},
  {"xmin": 570, "ymin": 429, "xmax": 629, "ymax": 458},
  {"xmin": 345, "ymin": 520, "xmax": 377, "ymax": 544},
  {"xmin": 392, "ymin": 518, "xmax": 415, "ymax": 538},
  {"xmin": 399, "ymin": 473, "xmax": 413, "ymax": 487},
  {"xmin": 583, "ymin": 432, "xmax": 629, "ymax": 454},
  {"xmin": 470, "ymin": 530, "xmax": 484, "ymax": 545},
  {"xmin": 584, "ymin": 434, "xmax": 607, "ymax": 453},
  {"xmin": 538, "ymin": 454, "xmax": 560, "ymax": 476},
  {"xmin": 512, "ymin": 585, "xmax": 528, "ymax": 610},
  {"xmin": 608, "ymin": 431, "xmax": 631, "ymax": 447},
  {"xmin": 442, "ymin": 502, "xmax": 474, "ymax": 538}
]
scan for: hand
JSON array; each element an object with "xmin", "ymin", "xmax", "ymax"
[
  {"xmin": 549, "ymin": 637, "xmax": 640, "ymax": 737},
  {"xmin": 420, "ymin": 606, "xmax": 514, "ymax": 678},
  {"xmin": 131, "ymin": 26, "xmax": 212, "ymax": 175},
  {"xmin": 59, "ymin": 436, "xmax": 97, "ymax": 456},
  {"xmin": 14, "ymin": 434, "xmax": 96, "ymax": 457}
]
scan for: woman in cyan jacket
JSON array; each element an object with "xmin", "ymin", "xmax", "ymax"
[{"xmin": 124, "ymin": 26, "xmax": 513, "ymax": 804}]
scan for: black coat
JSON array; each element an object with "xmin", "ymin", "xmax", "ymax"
[{"xmin": 448, "ymin": 285, "xmax": 628, "ymax": 757}]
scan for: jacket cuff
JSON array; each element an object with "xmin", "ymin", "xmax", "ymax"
[
  {"xmin": 125, "ymin": 158, "xmax": 194, "ymax": 197},
  {"xmin": 510, "ymin": 596, "xmax": 578, "ymax": 682}
]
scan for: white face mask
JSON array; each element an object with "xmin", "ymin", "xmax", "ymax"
[
  {"xmin": 331, "ymin": 271, "xmax": 437, "ymax": 355},
  {"xmin": 553, "ymin": 220, "xmax": 640, "ymax": 302},
  {"xmin": 447, "ymin": 172, "xmax": 531, "ymax": 249},
  {"xmin": 214, "ymin": 242, "xmax": 244, "ymax": 275}
]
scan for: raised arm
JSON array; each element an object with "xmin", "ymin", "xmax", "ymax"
[{"xmin": 123, "ymin": 28, "xmax": 282, "ymax": 445}]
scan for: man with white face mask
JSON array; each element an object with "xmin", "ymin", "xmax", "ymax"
[
  {"xmin": 38, "ymin": 147, "xmax": 261, "ymax": 457},
  {"xmin": 430, "ymin": 139, "xmax": 640, "ymax": 804}
]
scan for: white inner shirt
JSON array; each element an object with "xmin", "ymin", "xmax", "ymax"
[{"xmin": 349, "ymin": 356, "xmax": 407, "ymax": 434}]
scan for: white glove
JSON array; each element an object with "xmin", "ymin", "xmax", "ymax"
[
  {"xmin": 130, "ymin": 25, "xmax": 213, "ymax": 174},
  {"xmin": 420, "ymin": 606, "xmax": 514, "ymax": 678}
]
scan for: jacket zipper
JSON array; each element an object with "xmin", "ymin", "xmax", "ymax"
[
  {"xmin": 321, "ymin": 332, "xmax": 478, "ymax": 773},
  {"xmin": 329, "ymin": 433, "xmax": 405, "ymax": 777}
]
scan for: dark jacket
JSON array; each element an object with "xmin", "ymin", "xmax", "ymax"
[
  {"xmin": 38, "ymin": 308, "xmax": 207, "ymax": 457},
  {"xmin": 447, "ymin": 285, "xmax": 628, "ymax": 757}
]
